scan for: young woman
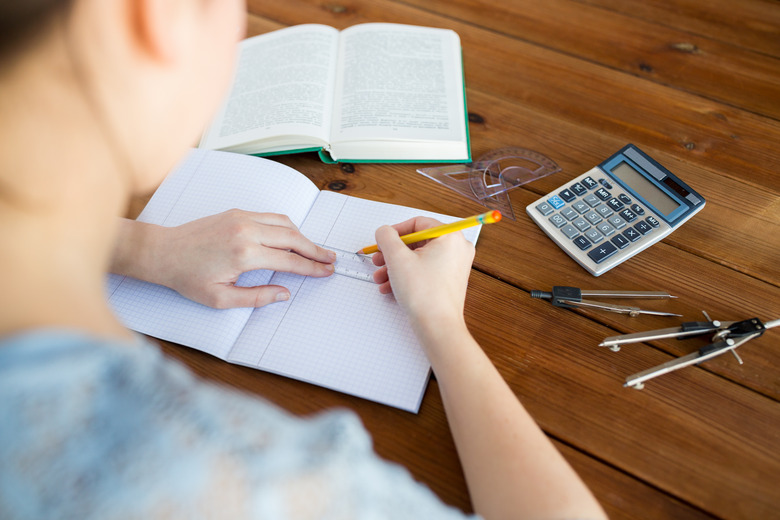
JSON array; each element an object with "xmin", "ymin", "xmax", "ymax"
[{"xmin": 0, "ymin": 1, "xmax": 607, "ymax": 519}]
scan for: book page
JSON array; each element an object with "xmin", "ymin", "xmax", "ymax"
[
  {"xmin": 107, "ymin": 150, "xmax": 323, "ymax": 360},
  {"xmin": 199, "ymin": 25, "xmax": 340, "ymax": 154},
  {"xmin": 230, "ymin": 191, "xmax": 481, "ymax": 412},
  {"xmin": 329, "ymin": 23, "xmax": 467, "ymax": 160}
]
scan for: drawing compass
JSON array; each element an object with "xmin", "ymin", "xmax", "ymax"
[
  {"xmin": 530, "ymin": 286, "xmax": 680, "ymax": 317},
  {"xmin": 417, "ymin": 147, "xmax": 560, "ymax": 219},
  {"xmin": 599, "ymin": 312, "xmax": 780, "ymax": 389}
]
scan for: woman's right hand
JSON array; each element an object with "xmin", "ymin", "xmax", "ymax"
[{"xmin": 370, "ymin": 217, "xmax": 475, "ymax": 330}]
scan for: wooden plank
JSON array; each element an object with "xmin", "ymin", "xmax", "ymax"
[
  {"xmin": 574, "ymin": 0, "xmax": 780, "ymax": 56},
  {"xmin": 400, "ymin": 0, "xmax": 780, "ymax": 118},
  {"xmin": 256, "ymin": 83, "xmax": 779, "ymax": 397},
  {"xmin": 246, "ymin": 0, "xmax": 780, "ymax": 195},
  {"xmin": 464, "ymin": 270, "xmax": 780, "ymax": 520},
  {"xmin": 460, "ymin": 89, "xmax": 780, "ymax": 286},
  {"xmin": 556, "ymin": 442, "xmax": 715, "ymax": 520}
]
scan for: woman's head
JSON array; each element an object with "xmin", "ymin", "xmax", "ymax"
[{"xmin": 0, "ymin": 0, "xmax": 246, "ymax": 193}]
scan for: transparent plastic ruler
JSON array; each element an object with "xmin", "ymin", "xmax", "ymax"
[{"xmin": 323, "ymin": 246, "xmax": 377, "ymax": 282}]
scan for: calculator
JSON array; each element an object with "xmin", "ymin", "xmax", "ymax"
[{"xmin": 526, "ymin": 144, "xmax": 705, "ymax": 276}]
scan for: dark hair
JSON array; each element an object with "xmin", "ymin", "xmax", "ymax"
[{"xmin": 0, "ymin": 1, "xmax": 74, "ymax": 59}]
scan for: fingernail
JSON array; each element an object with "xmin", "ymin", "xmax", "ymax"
[
  {"xmin": 275, "ymin": 292, "xmax": 289, "ymax": 302},
  {"xmin": 325, "ymin": 263, "xmax": 335, "ymax": 272},
  {"xmin": 328, "ymin": 250, "xmax": 337, "ymax": 261}
]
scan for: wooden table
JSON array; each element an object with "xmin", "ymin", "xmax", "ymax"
[{"xmin": 134, "ymin": 1, "xmax": 780, "ymax": 518}]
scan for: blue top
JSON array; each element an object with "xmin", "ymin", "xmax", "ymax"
[{"xmin": 0, "ymin": 331, "xmax": 475, "ymax": 519}]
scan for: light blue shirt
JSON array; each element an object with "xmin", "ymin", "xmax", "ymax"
[{"xmin": 0, "ymin": 331, "xmax": 475, "ymax": 519}]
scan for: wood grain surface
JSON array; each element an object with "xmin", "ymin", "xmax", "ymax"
[{"xmin": 130, "ymin": 2, "xmax": 780, "ymax": 518}]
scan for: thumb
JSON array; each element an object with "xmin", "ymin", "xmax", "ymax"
[
  {"xmin": 207, "ymin": 285, "xmax": 290, "ymax": 309},
  {"xmin": 374, "ymin": 225, "xmax": 413, "ymax": 265}
]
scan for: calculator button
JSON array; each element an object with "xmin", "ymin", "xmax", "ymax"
[
  {"xmin": 560, "ymin": 224, "xmax": 580, "ymax": 239},
  {"xmin": 548, "ymin": 195, "xmax": 566, "ymax": 209},
  {"xmin": 618, "ymin": 193, "xmax": 632, "ymax": 205},
  {"xmin": 596, "ymin": 205, "xmax": 613, "ymax": 218},
  {"xmin": 619, "ymin": 208, "xmax": 638, "ymax": 222},
  {"xmin": 611, "ymin": 234, "xmax": 630, "ymax": 249},
  {"xmin": 595, "ymin": 188, "xmax": 612, "ymax": 201},
  {"xmin": 570, "ymin": 183, "xmax": 588, "ymax": 196},
  {"xmin": 584, "ymin": 211, "xmax": 602, "ymax": 225},
  {"xmin": 599, "ymin": 179, "xmax": 613, "ymax": 190},
  {"xmin": 585, "ymin": 229, "xmax": 604, "ymax": 244},
  {"xmin": 584, "ymin": 195, "xmax": 601, "ymax": 207},
  {"xmin": 548, "ymin": 214, "xmax": 567, "ymax": 228},
  {"xmin": 634, "ymin": 221, "xmax": 653, "ymax": 235},
  {"xmin": 623, "ymin": 227, "xmax": 642, "ymax": 242},
  {"xmin": 572, "ymin": 217, "xmax": 591, "ymax": 232},
  {"xmin": 573, "ymin": 236, "xmax": 591, "ymax": 250},
  {"xmin": 572, "ymin": 201, "xmax": 590, "ymax": 214},
  {"xmin": 587, "ymin": 242, "xmax": 618, "ymax": 264},
  {"xmin": 645, "ymin": 216, "xmax": 660, "ymax": 228},
  {"xmin": 608, "ymin": 215, "xmax": 626, "ymax": 229},
  {"xmin": 558, "ymin": 188, "xmax": 576, "ymax": 202},
  {"xmin": 607, "ymin": 198, "xmax": 624, "ymax": 211},
  {"xmin": 560, "ymin": 207, "xmax": 578, "ymax": 221},
  {"xmin": 536, "ymin": 202, "xmax": 555, "ymax": 216},
  {"xmin": 581, "ymin": 176, "xmax": 598, "ymax": 190},
  {"xmin": 631, "ymin": 204, "xmax": 645, "ymax": 216},
  {"xmin": 597, "ymin": 222, "xmax": 615, "ymax": 236}
]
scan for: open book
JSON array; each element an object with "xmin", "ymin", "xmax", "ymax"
[
  {"xmin": 198, "ymin": 23, "xmax": 470, "ymax": 164},
  {"xmin": 107, "ymin": 150, "xmax": 481, "ymax": 412}
]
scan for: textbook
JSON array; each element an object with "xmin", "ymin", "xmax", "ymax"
[
  {"xmin": 107, "ymin": 150, "xmax": 481, "ymax": 412},
  {"xmin": 198, "ymin": 23, "xmax": 470, "ymax": 164}
]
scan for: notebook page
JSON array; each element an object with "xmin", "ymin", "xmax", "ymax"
[
  {"xmin": 108, "ymin": 149, "xmax": 322, "ymax": 359},
  {"xmin": 230, "ymin": 191, "xmax": 481, "ymax": 412}
]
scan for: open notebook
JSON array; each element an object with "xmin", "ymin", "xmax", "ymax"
[{"xmin": 107, "ymin": 150, "xmax": 481, "ymax": 412}]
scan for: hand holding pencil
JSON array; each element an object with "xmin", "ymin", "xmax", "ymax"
[
  {"xmin": 369, "ymin": 213, "xmax": 486, "ymax": 319},
  {"xmin": 368, "ymin": 211, "xmax": 501, "ymax": 306},
  {"xmin": 357, "ymin": 210, "xmax": 502, "ymax": 255}
]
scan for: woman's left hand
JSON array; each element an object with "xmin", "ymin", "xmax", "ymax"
[{"xmin": 111, "ymin": 210, "xmax": 336, "ymax": 308}]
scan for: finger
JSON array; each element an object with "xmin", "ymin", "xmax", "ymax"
[
  {"xmin": 374, "ymin": 225, "xmax": 414, "ymax": 265},
  {"xmin": 372, "ymin": 216, "xmax": 446, "ymax": 260},
  {"xmin": 377, "ymin": 281, "xmax": 393, "ymax": 295},
  {"xmin": 371, "ymin": 251, "xmax": 386, "ymax": 267},
  {"xmin": 207, "ymin": 285, "xmax": 291, "ymax": 309},
  {"xmin": 388, "ymin": 216, "xmax": 444, "ymax": 236},
  {"xmin": 372, "ymin": 265, "xmax": 389, "ymax": 285},
  {"xmin": 245, "ymin": 211, "xmax": 300, "ymax": 231},
  {"xmin": 258, "ymin": 247, "xmax": 336, "ymax": 277},
  {"xmin": 253, "ymin": 225, "xmax": 336, "ymax": 264}
]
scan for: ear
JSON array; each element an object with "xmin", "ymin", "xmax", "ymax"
[{"xmin": 129, "ymin": 0, "xmax": 192, "ymax": 63}]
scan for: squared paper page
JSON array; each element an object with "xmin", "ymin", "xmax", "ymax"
[
  {"xmin": 304, "ymin": 191, "xmax": 482, "ymax": 248},
  {"xmin": 107, "ymin": 149, "xmax": 323, "ymax": 359},
  {"xmin": 229, "ymin": 191, "xmax": 482, "ymax": 412}
]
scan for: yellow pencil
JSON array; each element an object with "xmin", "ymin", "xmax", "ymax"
[{"xmin": 357, "ymin": 210, "xmax": 502, "ymax": 255}]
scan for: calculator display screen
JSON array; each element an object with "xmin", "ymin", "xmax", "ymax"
[{"xmin": 611, "ymin": 162, "xmax": 680, "ymax": 216}]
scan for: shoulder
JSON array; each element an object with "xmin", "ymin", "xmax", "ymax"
[{"xmin": 0, "ymin": 330, "xmax": 475, "ymax": 519}]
